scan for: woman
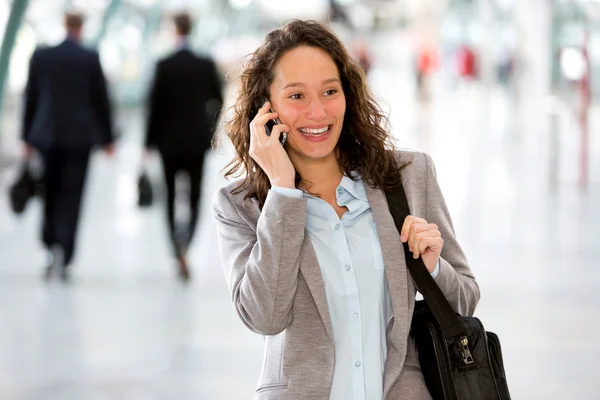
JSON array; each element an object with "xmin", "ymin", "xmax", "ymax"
[{"xmin": 212, "ymin": 20, "xmax": 479, "ymax": 400}]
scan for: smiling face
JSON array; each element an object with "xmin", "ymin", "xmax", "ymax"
[{"xmin": 269, "ymin": 45, "xmax": 346, "ymax": 166}]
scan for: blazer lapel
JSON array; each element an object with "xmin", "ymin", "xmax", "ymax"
[
  {"xmin": 365, "ymin": 183, "xmax": 415, "ymax": 395},
  {"xmin": 298, "ymin": 231, "xmax": 334, "ymax": 344}
]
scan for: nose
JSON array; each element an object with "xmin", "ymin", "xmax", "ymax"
[{"xmin": 305, "ymin": 97, "xmax": 327, "ymax": 121}]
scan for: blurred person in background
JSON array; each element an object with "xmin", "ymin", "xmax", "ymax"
[
  {"xmin": 455, "ymin": 44, "xmax": 479, "ymax": 96},
  {"xmin": 352, "ymin": 39, "xmax": 372, "ymax": 76},
  {"xmin": 456, "ymin": 44, "xmax": 478, "ymax": 81},
  {"xmin": 213, "ymin": 20, "xmax": 479, "ymax": 399},
  {"xmin": 414, "ymin": 42, "xmax": 439, "ymax": 103},
  {"xmin": 495, "ymin": 46, "xmax": 514, "ymax": 89},
  {"xmin": 145, "ymin": 12, "xmax": 223, "ymax": 281},
  {"xmin": 22, "ymin": 11, "xmax": 114, "ymax": 282}
]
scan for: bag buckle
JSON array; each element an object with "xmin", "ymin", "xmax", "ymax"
[{"xmin": 459, "ymin": 337, "xmax": 474, "ymax": 365}]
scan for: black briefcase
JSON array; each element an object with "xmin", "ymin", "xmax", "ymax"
[
  {"xmin": 137, "ymin": 170, "xmax": 153, "ymax": 207},
  {"xmin": 385, "ymin": 177, "xmax": 511, "ymax": 400},
  {"xmin": 9, "ymin": 162, "xmax": 36, "ymax": 214}
]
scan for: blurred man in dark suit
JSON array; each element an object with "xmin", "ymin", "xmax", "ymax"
[
  {"xmin": 22, "ymin": 12, "xmax": 114, "ymax": 281},
  {"xmin": 145, "ymin": 12, "xmax": 223, "ymax": 281}
]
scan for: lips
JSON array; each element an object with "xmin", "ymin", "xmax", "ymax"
[
  {"xmin": 299, "ymin": 125, "xmax": 332, "ymax": 135},
  {"xmin": 299, "ymin": 125, "xmax": 330, "ymax": 135},
  {"xmin": 297, "ymin": 125, "xmax": 333, "ymax": 142}
]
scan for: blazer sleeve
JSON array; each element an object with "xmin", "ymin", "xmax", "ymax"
[
  {"xmin": 212, "ymin": 188, "xmax": 307, "ymax": 335},
  {"xmin": 90, "ymin": 52, "xmax": 114, "ymax": 145},
  {"xmin": 22, "ymin": 50, "xmax": 39, "ymax": 143},
  {"xmin": 423, "ymin": 153, "xmax": 480, "ymax": 316}
]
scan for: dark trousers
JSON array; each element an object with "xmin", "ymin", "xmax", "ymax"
[
  {"xmin": 160, "ymin": 151, "xmax": 206, "ymax": 256},
  {"xmin": 41, "ymin": 149, "xmax": 91, "ymax": 266}
]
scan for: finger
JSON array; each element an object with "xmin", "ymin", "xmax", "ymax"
[
  {"xmin": 257, "ymin": 100, "xmax": 272, "ymax": 115},
  {"xmin": 408, "ymin": 222, "xmax": 437, "ymax": 243},
  {"xmin": 401, "ymin": 215, "xmax": 427, "ymax": 244},
  {"xmin": 253, "ymin": 101, "xmax": 277, "ymax": 122},
  {"xmin": 415, "ymin": 236, "xmax": 444, "ymax": 259},
  {"xmin": 250, "ymin": 112, "xmax": 280, "ymax": 145},
  {"xmin": 408, "ymin": 223, "xmax": 437, "ymax": 255},
  {"xmin": 412, "ymin": 230, "xmax": 442, "ymax": 258},
  {"xmin": 400, "ymin": 215, "xmax": 425, "ymax": 242},
  {"xmin": 253, "ymin": 111, "xmax": 279, "ymax": 126},
  {"xmin": 408, "ymin": 223, "xmax": 428, "ymax": 254},
  {"xmin": 268, "ymin": 124, "xmax": 290, "ymax": 144},
  {"xmin": 251, "ymin": 112, "xmax": 279, "ymax": 132}
]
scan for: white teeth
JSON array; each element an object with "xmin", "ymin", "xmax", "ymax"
[{"xmin": 300, "ymin": 126, "xmax": 329, "ymax": 135}]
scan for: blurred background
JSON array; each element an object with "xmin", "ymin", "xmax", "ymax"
[{"xmin": 0, "ymin": 0, "xmax": 599, "ymax": 399}]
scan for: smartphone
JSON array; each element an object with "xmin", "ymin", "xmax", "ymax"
[{"xmin": 254, "ymin": 99, "xmax": 287, "ymax": 146}]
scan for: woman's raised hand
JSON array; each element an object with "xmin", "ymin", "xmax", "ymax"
[
  {"xmin": 249, "ymin": 101, "xmax": 296, "ymax": 189},
  {"xmin": 400, "ymin": 215, "xmax": 444, "ymax": 273}
]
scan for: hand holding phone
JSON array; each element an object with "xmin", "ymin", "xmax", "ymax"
[
  {"xmin": 249, "ymin": 100, "xmax": 295, "ymax": 188},
  {"xmin": 256, "ymin": 99, "xmax": 287, "ymax": 145}
]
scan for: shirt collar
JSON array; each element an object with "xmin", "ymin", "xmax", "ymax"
[
  {"xmin": 338, "ymin": 173, "xmax": 368, "ymax": 202},
  {"xmin": 176, "ymin": 37, "xmax": 190, "ymax": 51},
  {"xmin": 300, "ymin": 173, "xmax": 367, "ymax": 202},
  {"xmin": 303, "ymin": 173, "xmax": 369, "ymax": 219},
  {"xmin": 64, "ymin": 35, "xmax": 81, "ymax": 45}
]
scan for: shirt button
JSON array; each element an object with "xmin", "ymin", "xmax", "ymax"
[
  {"xmin": 355, "ymin": 361, "xmax": 361, "ymax": 367},
  {"xmin": 353, "ymin": 312, "xmax": 359, "ymax": 319},
  {"xmin": 337, "ymin": 188, "xmax": 343, "ymax": 194},
  {"xmin": 345, "ymin": 265, "xmax": 351, "ymax": 271},
  {"xmin": 335, "ymin": 224, "xmax": 340, "ymax": 230}
]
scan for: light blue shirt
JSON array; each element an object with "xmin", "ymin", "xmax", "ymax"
[{"xmin": 272, "ymin": 175, "xmax": 438, "ymax": 400}]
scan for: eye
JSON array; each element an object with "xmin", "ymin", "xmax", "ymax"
[
  {"xmin": 289, "ymin": 93, "xmax": 303, "ymax": 99},
  {"xmin": 324, "ymin": 89, "xmax": 338, "ymax": 96}
]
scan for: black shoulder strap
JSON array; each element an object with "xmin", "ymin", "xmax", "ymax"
[{"xmin": 385, "ymin": 179, "xmax": 467, "ymax": 341}]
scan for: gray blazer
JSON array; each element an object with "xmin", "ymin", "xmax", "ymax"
[{"xmin": 212, "ymin": 150, "xmax": 480, "ymax": 399}]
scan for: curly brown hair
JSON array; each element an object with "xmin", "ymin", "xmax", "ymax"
[{"xmin": 221, "ymin": 20, "xmax": 403, "ymax": 207}]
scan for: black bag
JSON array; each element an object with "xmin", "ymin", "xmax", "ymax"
[
  {"xmin": 385, "ymin": 178, "xmax": 511, "ymax": 400},
  {"xmin": 9, "ymin": 162, "xmax": 37, "ymax": 214},
  {"xmin": 137, "ymin": 170, "xmax": 153, "ymax": 207}
]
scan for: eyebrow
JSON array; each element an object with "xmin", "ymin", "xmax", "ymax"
[{"xmin": 283, "ymin": 78, "xmax": 341, "ymax": 90}]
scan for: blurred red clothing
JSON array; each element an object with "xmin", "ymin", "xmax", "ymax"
[
  {"xmin": 417, "ymin": 46, "xmax": 439, "ymax": 75},
  {"xmin": 457, "ymin": 46, "xmax": 477, "ymax": 78}
]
